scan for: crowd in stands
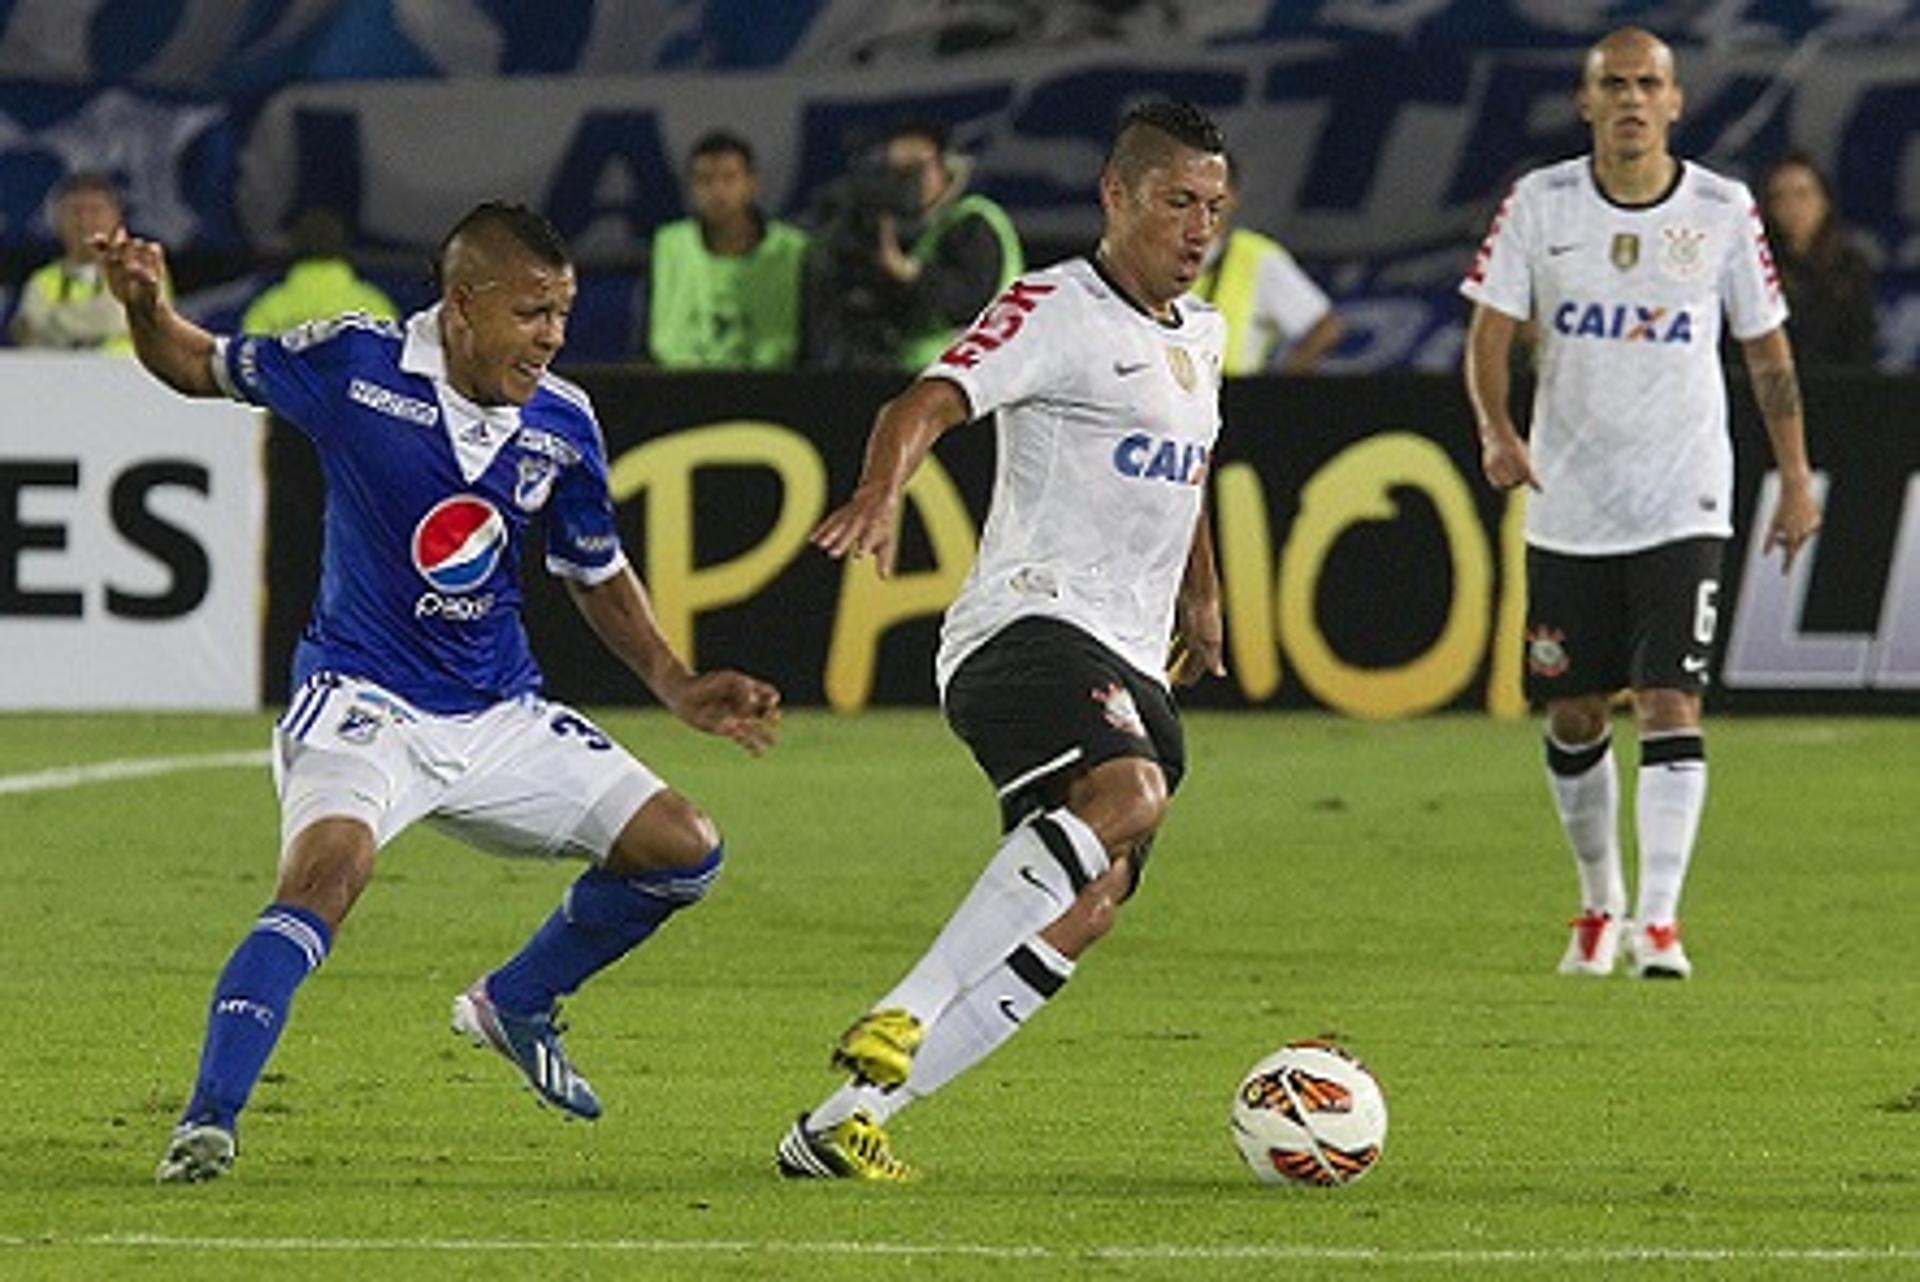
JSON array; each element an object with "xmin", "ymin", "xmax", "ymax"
[{"xmin": 3, "ymin": 134, "xmax": 1883, "ymax": 377}]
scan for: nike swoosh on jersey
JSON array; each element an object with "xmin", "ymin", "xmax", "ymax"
[
  {"xmin": 1113, "ymin": 360, "xmax": 1150, "ymax": 376},
  {"xmin": 996, "ymin": 997, "xmax": 1024, "ymax": 1025},
  {"xmin": 1548, "ymin": 243, "xmax": 1580, "ymax": 256}
]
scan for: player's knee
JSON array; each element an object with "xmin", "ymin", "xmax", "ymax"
[
  {"xmin": 1068, "ymin": 756, "xmax": 1169, "ymax": 855},
  {"xmin": 605, "ymin": 789, "xmax": 720, "ymax": 875},
  {"xmin": 275, "ymin": 817, "xmax": 375, "ymax": 928},
  {"xmin": 1632, "ymin": 688, "xmax": 1701, "ymax": 734},
  {"xmin": 1546, "ymin": 697, "xmax": 1610, "ymax": 746}
]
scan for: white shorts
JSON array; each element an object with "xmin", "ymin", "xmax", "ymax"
[{"xmin": 272, "ymin": 672, "xmax": 667, "ymax": 862}]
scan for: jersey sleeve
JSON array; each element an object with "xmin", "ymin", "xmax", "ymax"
[
  {"xmin": 1459, "ymin": 180, "xmax": 1536, "ymax": 321},
  {"xmin": 922, "ymin": 276, "xmax": 1073, "ymax": 418},
  {"xmin": 1721, "ymin": 185, "xmax": 1789, "ymax": 341},
  {"xmin": 210, "ymin": 319, "xmax": 364, "ymax": 444},
  {"xmin": 542, "ymin": 412, "xmax": 627, "ymax": 586}
]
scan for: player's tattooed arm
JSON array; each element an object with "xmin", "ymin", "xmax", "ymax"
[
  {"xmin": 1740, "ymin": 326, "xmax": 1822, "ymax": 571},
  {"xmin": 1749, "ymin": 362, "xmax": 1803, "ymax": 424}
]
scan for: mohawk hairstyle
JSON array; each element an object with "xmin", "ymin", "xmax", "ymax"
[
  {"xmin": 1105, "ymin": 100, "xmax": 1227, "ymax": 188},
  {"xmin": 433, "ymin": 201, "xmax": 570, "ymax": 289}
]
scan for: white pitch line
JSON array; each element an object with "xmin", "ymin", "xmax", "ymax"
[
  {"xmin": 1, "ymin": 1235, "xmax": 1914, "ymax": 1265},
  {"xmin": 0, "ymin": 750, "xmax": 269, "ymax": 797}
]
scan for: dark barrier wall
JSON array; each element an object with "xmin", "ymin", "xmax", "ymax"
[{"xmin": 262, "ymin": 372, "xmax": 1920, "ymax": 715}]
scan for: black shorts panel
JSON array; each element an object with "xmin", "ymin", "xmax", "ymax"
[
  {"xmin": 1524, "ymin": 537, "xmax": 1726, "ymax": 702},
  {"xmin": 943, "ymin": 617, "xmax": 1185, "ymax": 832}
]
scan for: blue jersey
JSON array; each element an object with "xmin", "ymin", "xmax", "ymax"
[{"xmin": 215, "ymin": 307, "xmax": 624, "ymax": 714}]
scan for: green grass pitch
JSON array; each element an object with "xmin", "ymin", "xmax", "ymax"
[{"xmin": 1, "ymin": 709, "xmax": 1915, "ymax": 1279}]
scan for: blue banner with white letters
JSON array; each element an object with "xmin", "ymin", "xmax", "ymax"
[{"xmin": 3, "ymin": 1, "xmax": 1918, "ymax": 368}]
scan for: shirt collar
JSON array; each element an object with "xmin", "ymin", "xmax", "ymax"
[{"xmin": 400, "ymin": 303, "xmax": 524, "ymax": 483}]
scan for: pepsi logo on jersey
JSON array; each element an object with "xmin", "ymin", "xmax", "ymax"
[
  {"xmin": 1551, "ymin": 300, "xmax": 1695, "ymax": 344},
  {"xmin": 412, "ymin": 496, "xmax": 505, "ymax": 619},
  {"xmin": 1112, "ymin": 433, "xmax": 1209, "ymax": 486}
]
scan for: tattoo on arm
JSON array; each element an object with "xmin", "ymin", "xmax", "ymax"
[{"xmin": 1752, "ymin": 364, "xmax": 1802, "ymax": 423}]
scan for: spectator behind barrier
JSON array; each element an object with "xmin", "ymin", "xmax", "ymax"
[
  {"xmin": 243, "ymin": 207, "xmax": 399, "ymax": 335},
  {"xmin": 1189, "ymin": 150, "xmax": 1345, "ymax": 374},
  {"xmin": 8, "ymin": 172, "xmax": 134, "ymax": 352},
  {"xmin": 804, "ymin": 120, "xmax": 1021, "ymax": 370},
  {"xmin": 642, "ymin": 130, "xmax": 808, "ymax": 369},
  {"xmin": 1761, "ymin": 150, "xmax": 1877, "ymax": 370}
]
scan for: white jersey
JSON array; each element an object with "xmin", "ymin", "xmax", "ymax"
[
  {"xmin": 928, "ymin": 256, "xmax": 1226, "ymax": 692},
  {"xmin": 1460, "ymin": 157, "xmax": 1787, "ymax": 555}
]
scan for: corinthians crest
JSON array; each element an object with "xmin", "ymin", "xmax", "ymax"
[
  {"xmin": 1609, "ymin": 232, "xmax": 1640, "ymax": 272},
  {"xmin": 1659, "ymin": 223, "xmax": 1710, "ymax": 281}
]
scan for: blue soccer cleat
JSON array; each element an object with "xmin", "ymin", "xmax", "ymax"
[{"xmin": 451, "ymin": 978, "xmax": 602, "ymax": 1120}]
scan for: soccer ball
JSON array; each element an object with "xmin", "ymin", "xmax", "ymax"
[{"xmin": 1229, "ymin": 1039, "xmax": 1387, "ymax": 1186}]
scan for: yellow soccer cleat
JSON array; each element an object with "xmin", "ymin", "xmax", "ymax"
[
  {"xmin": 829, "ymin": 1008, "xmax": 924, "ymax": 1088},
  {"xmin": 775, "ymin": 1111, "xmax": 914, "ymax": 1181}
]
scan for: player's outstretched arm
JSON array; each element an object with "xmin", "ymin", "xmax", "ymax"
[
  {"xmin": 1463, "ymin": 303, "xmax": 1539, "ymax": 493},
  {"xmin": 1739, "ymin": 326, "xmax": 1822, "ymax": 572},
  {"xmin": 92, "ymin": 228, "xmax": 221, "ymax": 398},
  {"xmin": 810, "ymin": 376, "xmax": 971, "ymax": 578},
  {"xmin": 567, "ymin": 568, "xmax": 780, "ymax": 755}
]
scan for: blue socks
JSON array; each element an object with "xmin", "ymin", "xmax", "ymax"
[
  {"xmin": 182, "ymin": 904, "xmax": 332, "ymax": 1130},
  {"xmin": 486, "ymin": 847, "xmax": 723, "ymax": 1016}
]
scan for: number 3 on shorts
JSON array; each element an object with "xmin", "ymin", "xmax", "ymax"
[{"xmin": 550, "ymin": 711, "xmax": 613, "ymax": 751}]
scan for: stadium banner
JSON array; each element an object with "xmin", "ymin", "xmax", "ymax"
[
  {"xmin": 224, "ymin": 43, "xmax": 1920, "ymax": 267},
  {"xmin": 5, "ymin": 32, "xmax": 1915, "ymax": 274},
  {"xmin": 0, "ymin": 354, "xmax": 263, "ymax": 710},
  {"xmin": 259, "ymin": 370, "xmax": 1920, "ymax": 716}
]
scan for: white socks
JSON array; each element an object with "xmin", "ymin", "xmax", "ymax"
[
  {"xmin": 811, "ymin": 936, "xmax": 1075, "ymax": 1131},
  {"xmin": 1544, "ymin": 731, "xmax": 1626, "ymax": 917},
  {"xmin": 872, "ymin": 808, "xmax": 1107, "ymax": 1027},
  {"xmin": 1634, "ymin": 732, "xmax": 1707, "ymax": 926},
  {"xmin": 1544, "ymin": 726, "xmax": 1707, "ymax": 926},
  {"xmin": 808, "ymin": 809, "xmax": 1106, "ymax": 1135}
]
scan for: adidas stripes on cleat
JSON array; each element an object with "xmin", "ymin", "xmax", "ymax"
[
  {"xmin": 451, "ymin": 978, "xmax": 602, "ymax": 1120},
  {"xmin": 775, "ymin": 1111, "xmax": 913, "ymax": 1181},
  {"xmin": 830, "ymin": 1008, "xmax": 924, "ymax": 1088}
]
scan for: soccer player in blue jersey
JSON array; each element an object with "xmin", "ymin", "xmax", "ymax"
[{"xmin": 97, "ymin": 203, "xmax": 782, "ymax": 1183}]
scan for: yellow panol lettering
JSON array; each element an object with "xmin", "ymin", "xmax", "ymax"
[
  {"xmin": 1278, "ymin": 433, "xmax": 1491, "ymax": 719},
  {"xmin": 824, "ymin": 458, "xmax": 978, "ymax": 711},
  {"xmin": 1214, "ymin": 462, "xmax": 1281, "ymax": 700},
  {"xmin": 607, "ymin": 422, "xmax": 826, "ymax": 663}
]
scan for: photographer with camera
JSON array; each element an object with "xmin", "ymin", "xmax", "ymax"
[{"xmin": 805, "ymin": 121, "xmax": 1022, "ymax": 370}]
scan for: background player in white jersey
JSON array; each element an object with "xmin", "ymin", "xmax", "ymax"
[
  {"xmin": 97, "ymin": 203, "xmax": 781, "ymax": 1182},
  {"xmin": 776, "ymin": 101, "xmax": 1229, "ymax": 1180},
  {"xmin": 1461, "ymin": 28, "xmax": 1820, "ymax": 979}
]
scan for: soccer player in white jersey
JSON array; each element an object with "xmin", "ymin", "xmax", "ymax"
[
  {"xmin": 1461, "ymin": 27, "xmax": 1820, "ymax": 979},
  {"xmin": 775, "ymin": 101, "xmax": 1230, "ymax": 1180},
  {"xmin": 97, "ymin": 203, "xmax": 781, "ymax": 1182}
]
